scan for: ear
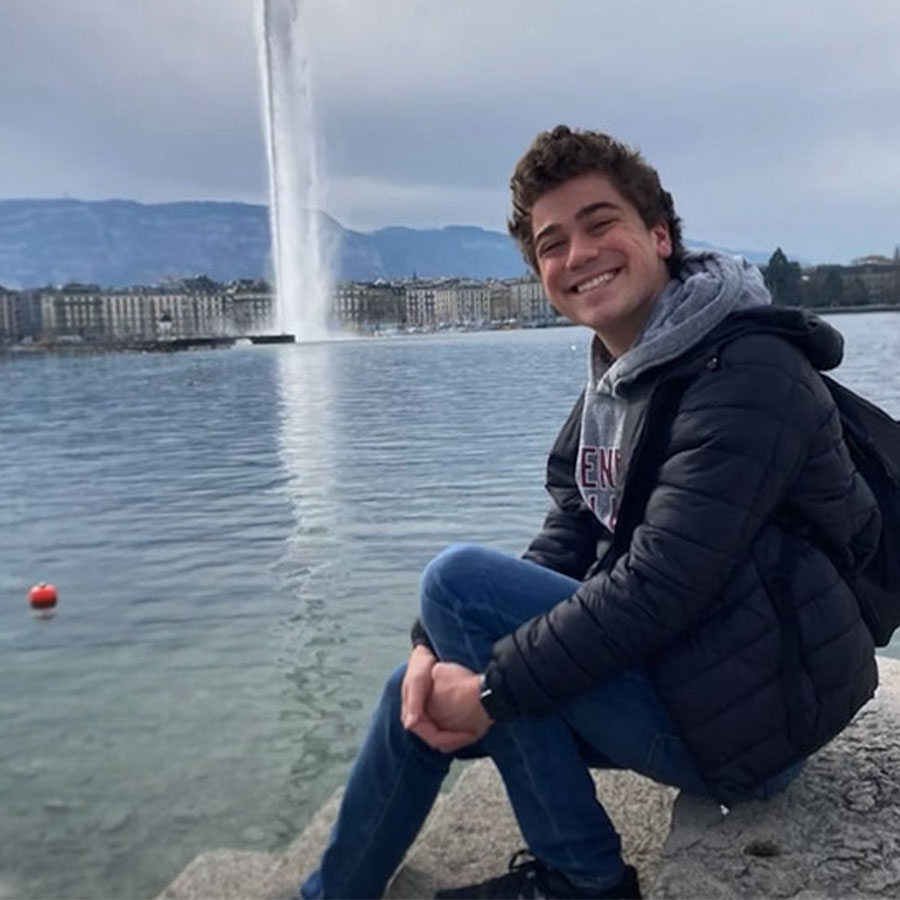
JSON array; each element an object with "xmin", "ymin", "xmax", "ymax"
[{"xmin": 652, "ymin": 221, "xmax": 673, "ymax": 259}]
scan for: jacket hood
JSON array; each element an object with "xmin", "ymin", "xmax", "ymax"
[{"xmin": 700, "ymin": 305, "xmax": 845, "ymax": 373}]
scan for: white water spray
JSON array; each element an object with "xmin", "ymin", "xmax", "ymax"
[{"xmin": 257, "ymin": 0, "xmax": 332, "ymax": 340}]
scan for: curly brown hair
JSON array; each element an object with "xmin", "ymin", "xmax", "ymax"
[{"xmin": 508, "ymin": 125, "xmax": 685, "ymax": 277}]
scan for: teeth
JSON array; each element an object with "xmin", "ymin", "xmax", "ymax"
[{"xmin": 575, "ymin": 271, "xmax": 616, "ymax": 293}]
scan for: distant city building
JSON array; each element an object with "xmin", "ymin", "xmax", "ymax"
[
  {"xmin": 403, "ymin": 280, "xmax": 438, "ymax": 328},
  {"xmin": 39, "ymin": 283, "xmax": 107, "ymax": 341},
  {"xmin": 489, "ymin": 282, "xmax": 514, "ymax": 321},
  {"xmin": 37, "ymin": 282, "xmax": 223, "ymax": 342},
  {"xmin": 0, "ymin": 286, "xmax": 17, "ymax": 341},
  {"xmin": 3, "ymin": 278, "xmax": 274, "ymax": 345},
  {"xmin": 841, "ymin": 259, "xmax": 900, "ymax": 305},
  {"xmin": 335, "ymin": 281, "xmax": 405, "ymax": 332},
  {"xmin": 433, "ymin": 280, "xmax": 458, "ymax": 325},
  {"xmin": 507, "ymin": 275, "xmax": 557, "ymax": 323},
  {"xmin": 454, "ymin": 280, "xmax": 493, "ymax": 325},
  {"xmin": 225, "ymin": 279, "xmax": 273, "ymax": 334},
  {"xmin": 851, "ymin": 255, "xmax": 894, "ymax": 267}
]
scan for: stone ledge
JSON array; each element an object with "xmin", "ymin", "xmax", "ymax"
[
  {"xmin": 655, "ymin": 655, "xmax": 900, "ymax": 899},
  {"xmin": 161, "ymin": 766, "xmax": 675, "ymax": 899},
  {"xmin": 161, "ymin": 656, "xmax": 900, "ymax": 899},
  {"xmin": 385, "ymin": 765, "xmax": 675, "ymax": 899}
]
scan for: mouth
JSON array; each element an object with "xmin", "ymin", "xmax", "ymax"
[{"xmin": 572, "ymin": 268, "xmax": 621, "ymax": 293}]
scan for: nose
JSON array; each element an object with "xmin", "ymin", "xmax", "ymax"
[{"xmin": 566, "ymin": 231, "xmax": 600, "ymax": 269}]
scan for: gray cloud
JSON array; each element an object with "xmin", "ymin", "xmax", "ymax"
[{"xmin": 1, "ymin": 0, "xmax": 898, "ymax": 263}]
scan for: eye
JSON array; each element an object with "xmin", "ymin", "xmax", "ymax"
[
  {"xmin": 587, "ymin": 219, "xmax": 614, "ymax": 233},
  {"xmin": 536, "ymin": 239, "xmax": 565, "ymax": 258}
]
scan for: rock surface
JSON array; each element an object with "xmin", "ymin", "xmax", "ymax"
[
  {"xmin": 656, "ymin": 655, "xmax": 900, "ymax": 899},
  {"xmin": 160, "ymin": 767, "xmax": 675, "ymax": 900},
  {"xmin": 384, "ymin": 766, "xmax": 674, "ymax": 900},
  {"xmin": 161, "ymin": 656, "xmax": 900, "ymax": 899}
]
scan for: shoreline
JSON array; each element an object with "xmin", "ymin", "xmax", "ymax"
[
  {"xmin": 0, "ymin": 321, "xmax": 577, "ymax": 356},
  {"xmin": 3, "ymin": 306, "xmax": 899, "ymax": 357}
]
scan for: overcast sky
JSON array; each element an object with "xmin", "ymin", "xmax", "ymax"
[{"xmin": 2, "ymin": 0, "xmax": 899, "ymax": 264}]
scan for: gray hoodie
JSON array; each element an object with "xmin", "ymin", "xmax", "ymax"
[{"xmin": 577, "ymin": 251, "xmax": 772, "ymax": 530}]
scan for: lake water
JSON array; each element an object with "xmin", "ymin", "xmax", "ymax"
[{"xmin": 2, "ymin": 316, "xmax": 899, "ymax": 899}]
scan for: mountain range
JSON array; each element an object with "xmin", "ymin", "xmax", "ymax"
[{"xmin": 0, "ymin": 198, "xmax": 769, "ymax": 289}]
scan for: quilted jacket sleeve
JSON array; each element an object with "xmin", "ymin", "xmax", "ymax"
[{"xmin": 484, "ymin": 336, "xmax": 831, "ymax": 718}]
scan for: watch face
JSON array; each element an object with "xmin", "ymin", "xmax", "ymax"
[
  {"xmin": 478, "ymin": 673, "xmax": 507, "ymax": 720},
  {"xmin": 479, "ymin": 684, "xmax": 499, "ymax": 720}
]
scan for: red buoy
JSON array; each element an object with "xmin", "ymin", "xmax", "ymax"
[{"xmin": 29, "ymin": 583, "xmax": 58, "ymax": 611}]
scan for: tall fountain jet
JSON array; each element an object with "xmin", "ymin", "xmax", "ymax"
[{"xmin": 257, "ymin": 0, "xmax": 332, "ymax": 341}]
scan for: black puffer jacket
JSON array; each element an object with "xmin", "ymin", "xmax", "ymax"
[{"xmin": 483, "ymin": 307, "xmax": 880, "ymax": 803}]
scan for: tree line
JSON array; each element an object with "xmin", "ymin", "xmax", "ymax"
[{"xmin": 763, "ymin": 247, "xmax": 900, "ymax": 309}]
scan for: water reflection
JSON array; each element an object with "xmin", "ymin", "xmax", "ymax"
[
  {"xmin": 274, "ymin": 343, "xmax": 363, "ymax": 813},
  {"xmin": 275, "ymin": 342, "xmax": 339, "ymax": 601}
]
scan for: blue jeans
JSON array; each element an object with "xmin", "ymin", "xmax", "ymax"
[{"xmin": 301, "ymin": 544, "xmax": 801, "ymax": 898}]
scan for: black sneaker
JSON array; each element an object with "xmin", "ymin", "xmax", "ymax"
[{"xmin": 434, "ymin": 850, "xmax": 641, "ymax": 899}]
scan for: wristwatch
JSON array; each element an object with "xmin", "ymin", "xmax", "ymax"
[{"xmin": 479, "ymin": 672, "xmax": 513, "ymax": 722}]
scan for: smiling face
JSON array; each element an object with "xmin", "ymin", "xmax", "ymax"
[{"xmin": 531, "ymin": 172, "xmax": 673, "ymax": 357}]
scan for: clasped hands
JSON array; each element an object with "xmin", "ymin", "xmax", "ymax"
[{"xmin": 400, "ymin": 644, "xmax": 493, "ymax": 753}]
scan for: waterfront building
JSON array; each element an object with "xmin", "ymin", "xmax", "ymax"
[
  {"xmin": 335, "ymin": 281, "xmax": 405, "ymax": 332},
  {"xmin": 432, "ymin": 280, "xmax": 459, "ymax": 326},
  {"xmin": 38, "ymin": 282, "xmax": 224, "ymax": 342},
  {"xmin": 39, "ymin": 283, "xmax": 107, "ymax": 341},
  {"xmin": 157, "ymin": 279, "xmax": 229, "ymax": 339},
  {"xmin": 488, "ymin": 282, "xmax": 514, "ymax": 322},
  {"xmin": 11, "ymin": 291, "xmax": 42, "ymax": 340},
  {"xmin": 403, "ymin": 280, "xmax": 438, "ymax": 328},
  {"xmin": 0, "ymin": 286, "xmax": 17, "ymax": 341},
  {"xmin": 26, "ymin": 278, "xmax": 273, "ymax": 344},
  {"xmin": 224, "ymin": 279, "xmax": 273, "ymax": 334},
  {"xmin": 507, "ymin": 275, "xmax": 557, "ymax": 323},
  {"xmin": 454, "ymin": 280, "xmax": 493, "ymax": 325},
  {"xmin": 841, "ymin": 257, "xmax": 900, "ymax": 306},
  {"xmin": 103, "ymin": 287, "xmax": 160, "ymax": 340},
  {"xmin": 428, "ymin": 279, "xmax": 499, "ymax": 327}
]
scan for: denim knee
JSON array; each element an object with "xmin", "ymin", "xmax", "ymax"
[
  {"xmin": 421, "ymin": 540, "xmax": 490, "ymax": 604},
  {"xmin": 421, "ymin": 542, "xmax": 486, "ymax": 595},
  {"xmin": 419, "ymin": 543, "xmax": 482, "ymax": 637}
]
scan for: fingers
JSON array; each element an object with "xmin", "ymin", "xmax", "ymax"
[
  {"xmin": 408, "ymin": 719, "xmax": 480, "ymax": 754},
  {"xmin": 400, "ymin": 649, "xmax": 481, "ymax": 751},
  {"xmin": 401, "ymin": 647, "xmax": 436, "ymax": 729},
  {"xmin": 402, "ymin": 671, "xmax": 429, "ymax": 728},
  {"xmin": 401, "ymin": 670, "xmax": 413, "ymax": 724}
]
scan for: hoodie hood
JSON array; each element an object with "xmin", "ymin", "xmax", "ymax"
[{"xmin": 598, "ymin": 251, "xmax": 772, "ymax": 396}]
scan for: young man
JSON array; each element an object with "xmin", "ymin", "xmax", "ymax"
[{"xmin": 300, "ymin": 126, "xmax": 879, "ymax": 899}]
